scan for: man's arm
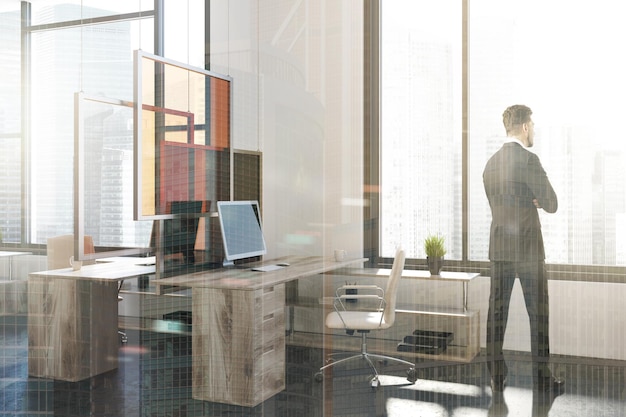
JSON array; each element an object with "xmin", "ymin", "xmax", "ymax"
[{"xmin": 528, "ymin": 153, "xmax": 558, "ymax": 213}]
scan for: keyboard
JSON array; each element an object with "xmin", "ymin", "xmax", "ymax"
[{"xmin": 251, "ymin": 264, "xmax": 284, "ymax": 272}]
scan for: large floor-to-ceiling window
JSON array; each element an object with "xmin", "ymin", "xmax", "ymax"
[
  {"xmin": 467, "ymin": 0, "xmax": 626, "ymax": 267},
  {"xmin": 380, "ymin": 0, "xmax": 462, "ymax": 260},
  {"xmin": 1, "ymin": 0, "xmax": 207, "ymax": 249},
  {"xmin": 380, "ymin": 0, "xmax": 626, "ymax": 270},
  {"xmin": 0, "ymin": 4, "xmax": 22, "ymax": 244},
  {"xmin": 1, "ymin": 1, "xmax": 625, "ymax": 415}
]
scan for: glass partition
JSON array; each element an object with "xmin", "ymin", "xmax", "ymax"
[
  {"xmin": 133, "ymin": 50, "xmax": 232, "ymax": 221},
  {"xmin": 74, "ymin": 92, "xmax": 152, "ymax": 261}
]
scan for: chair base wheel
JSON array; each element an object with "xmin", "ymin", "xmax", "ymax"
[
  {"xmin": 407, "ymin": 367, "xmax": 418, "ymax": 383},
  {"xmin": 314, "ymin": 372, "xmax": 323, "ymax": 383}
]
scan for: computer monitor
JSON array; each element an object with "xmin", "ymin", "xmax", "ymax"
[
  {"xmin": 150, "ymin": 201, "xmax": 203, "ymax": 264},
  {"xmin": 217, "ymin": 200, "xmax": 267, "ymax": 266}
]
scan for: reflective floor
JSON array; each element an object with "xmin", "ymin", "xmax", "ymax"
[{"xmin": 1, "ymin": 315, "xmax": 624, "ymax": 417}]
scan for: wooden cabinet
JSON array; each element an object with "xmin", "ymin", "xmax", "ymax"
[
  {"xmin": 27, "ymin": 261, "xmax": 155, "ymax": 381},
  {"xmin": 28, "ymin": 277, "xmax": 119, "ymax": 381},
  {"xmin": 191, "ymin": 284, "xmax": 285, "ymax": 407}
]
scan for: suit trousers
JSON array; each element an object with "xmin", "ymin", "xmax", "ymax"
[{"xmin": 486, "ymin": 260, "xmax": 552, "ymax": 381}]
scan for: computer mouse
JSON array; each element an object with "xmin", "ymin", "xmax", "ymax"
[{"xmin": 276, "ymin": 262, "xmax": 290, "ymax": 267}]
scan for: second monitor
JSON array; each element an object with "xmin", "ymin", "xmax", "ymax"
[{"xmin": 217, "ymin": 200, "xmax": 267, "ymax": 267}]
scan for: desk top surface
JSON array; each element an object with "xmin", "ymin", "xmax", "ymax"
[
  {"xmin": 30, "ymin": 258, "xmax": 155, "ymax": 281},
  {"xmin": 155, "ymin": 256, "xmax": 367, "ymax": 291}
]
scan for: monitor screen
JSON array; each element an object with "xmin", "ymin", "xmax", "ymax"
[
  {"xmin": 217, "ymin": 200, "xmax": 267, "ymax": 265},
  {"xmin": 150, "ymin": 201, "xmax": 203, "ymax": 264}
]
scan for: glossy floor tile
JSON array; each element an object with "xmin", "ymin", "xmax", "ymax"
[{"xmin": 1, "ymin": 316, "xmax": 624, "ymax": 416}]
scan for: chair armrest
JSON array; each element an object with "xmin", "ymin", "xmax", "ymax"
[
  {"xmin": 337, "ymin": 294, "xmax": 381, "ymax": 301},
  {"xmin": 336, "ymin": 284, "xmax": 384, "ymax": 298},
  {"xmin": 333, "ymin": 284, "xmax": 386, "ymax": 314},
  {"xmin": 337, "ymin": 284, "xmax": 380, "ymax": 290}
]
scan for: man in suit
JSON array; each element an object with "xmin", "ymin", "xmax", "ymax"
[{"xmin": 483, "ymin": 104, "xmax": 564, "ymax": 397}]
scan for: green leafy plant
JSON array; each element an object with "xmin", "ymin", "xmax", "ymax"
[{"xmin": 424, "ymin": 234, "xmax": 446, "ymax": 258}]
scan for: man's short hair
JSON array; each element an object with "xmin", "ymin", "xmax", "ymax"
[{"xmin": 503, "ymin": 104, "xmax": 532, "ymax": 135}]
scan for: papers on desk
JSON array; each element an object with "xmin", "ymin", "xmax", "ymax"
[{"xmin": 251, "ymin": 264, "xmax": 284, "ymax": 272}]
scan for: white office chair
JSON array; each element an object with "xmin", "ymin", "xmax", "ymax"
[
  {"xmin": 315, "ymin": 248, "xmax": 417, "ymax": 387},
  {"xmin": 47, "ymin": 234, "xmax": 127, "ymax": 343}
]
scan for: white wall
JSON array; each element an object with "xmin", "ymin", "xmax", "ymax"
[
  {"xmin": 466, "ymin": 277, "xmax": 626, "ymax": 361},
  {"xmin": 208, "ymin": 0, "xmax": 365, "ymax": 260}
]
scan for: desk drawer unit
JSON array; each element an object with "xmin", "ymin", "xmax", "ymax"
[
  {"xmin": 192, "ymin": 284, "xmax": 286, "ymax": 407},
  {"xmin": 27, "ymin": 277, "xmax": 119, "ymax": 381}
]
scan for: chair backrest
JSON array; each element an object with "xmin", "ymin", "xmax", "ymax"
[
  {"xmin": 47, "ymin": 234, "xmax": 95, "ymax": 269},
  {"xmin": 382, "ymin": 248, "xmax": 406, "ymax": 326}
]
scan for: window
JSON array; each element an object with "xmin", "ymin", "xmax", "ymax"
[
  {"xmin": 380, "ymin": 0, "xmax": 462, "ymax": 259},
  {"xmin": 468, "ymin": 0, "xmax": 626, "ymax": 266},
  {"xmin": 381, "ymin": 0, "xmax": 626, "ymax": 267},
  {"xmin": 30, "ymin": 14, "xmax": 150, "ymax": 244},
  {"xmin": 4, "ymin": 0, "xmax": 205, "ymax": 248},
  {"xmin": 0, "ymin": 4, "xmax": 21, "ymax": 244},
  {"xmin": 30, "ymin": 0, "xmax": 153, "ymax": 25}
]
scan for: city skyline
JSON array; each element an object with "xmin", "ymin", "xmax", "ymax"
[{"xmin": 381, "ymin": 2, "xmax": 626, "ymax": 266}]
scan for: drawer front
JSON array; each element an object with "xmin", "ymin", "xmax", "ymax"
[{"xmin": 254, "ymin": 284, "xmax": 286, "ymax": 403}]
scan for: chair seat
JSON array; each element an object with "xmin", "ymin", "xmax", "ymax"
[{"xmin": 326, "ymin": 310, "xmax": 392, "ymax": 331}]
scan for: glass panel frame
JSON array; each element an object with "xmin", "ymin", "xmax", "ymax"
[{"xmin": 74, "ymin": 91, "xmax": 151, "ymax": 261}]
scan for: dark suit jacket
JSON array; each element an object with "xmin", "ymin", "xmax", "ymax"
[{"xmin": 483, "ymin": 142, "xmax": 557, "ymax": 262}]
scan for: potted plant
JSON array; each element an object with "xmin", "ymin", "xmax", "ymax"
[{"xmin": 424, "ymin": 233, "xmax": 446, "ymax": 275}]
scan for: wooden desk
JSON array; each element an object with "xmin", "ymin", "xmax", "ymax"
[
  {"xmin": 28, "ymin": 260, "xmax": 155, "ymax": 381},
  {"xmin": 154, "ymin": 256, "xmax": 366, "ymax": 407}
]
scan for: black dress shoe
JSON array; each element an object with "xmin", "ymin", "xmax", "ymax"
[
  {"xmin": 491, "ymin": 376, "xmax": 507, "ymax": 393},
  {"xmin": 536, "ymin": 376, "xmax": 565, "ymax": 396}
]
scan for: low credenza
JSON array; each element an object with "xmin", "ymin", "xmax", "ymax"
[{"xmin": 341, "ymin": 268, "xmax": 481, "ymax": 362}]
